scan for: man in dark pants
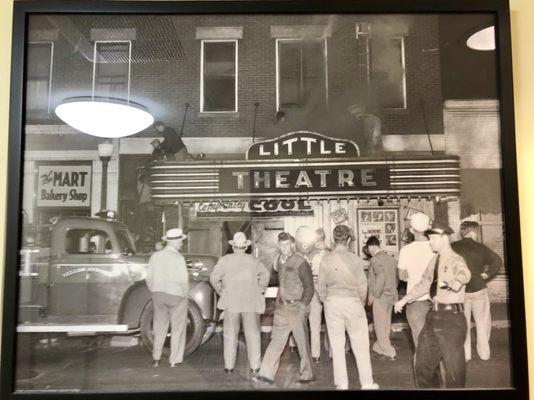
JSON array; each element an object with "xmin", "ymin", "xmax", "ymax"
[
  {"xmin": 394, "ymin": 223, "xmax": 471, "ymax": 388},
  {"xmin": 253, "ymin": 232, "xmax": 315, "ymax": 385},
  {"xmin": 154, "ymin": 121, "xmax": 191, "ymax": 161},
  {"xmin": 451, "ymin": 221, "xmax": 501, "ymax": 361}
]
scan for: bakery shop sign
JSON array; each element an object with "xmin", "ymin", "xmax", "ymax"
[{"xmin": 37, "ymin": 165, "xmax": 92, "ymax": 207}]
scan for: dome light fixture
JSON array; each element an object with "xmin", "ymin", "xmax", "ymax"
[
  {"xmin": 466, "ymin": 26, "xmax": 496, "ymax": 51},
  {"xmin": 55, "ymin": 97, "xmax": 154, "ymax": 138}
]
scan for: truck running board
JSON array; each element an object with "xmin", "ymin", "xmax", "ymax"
[{"xmin": 17, "ymin": 324, "xmax": 129, "ymax": 334}]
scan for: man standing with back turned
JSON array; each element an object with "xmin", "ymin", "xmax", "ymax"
[
  {"xmin": 367, "ymin": 236, "xmax": 398, "ymax": 360},
  {"xmin": 210, "ymin": 232, "xmax": 270, "ymax": 375},
  {"xmin": 146, "ymin": 228, "xmax": 189, "ymax": 368},
  {"xmin": 397, "ymin": 212, "xmax": 435, "ymax": 348},
  {"xmin": 318, "ymin": 225, "xmax": 379, "ymax": 390}
]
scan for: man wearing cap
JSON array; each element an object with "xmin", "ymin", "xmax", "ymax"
[
  {"xmin": 145, "ymin": 228, "xmax": 189, "ymax": 368},
  {"xmin": 209, "ymin": 232, "xmax": 270, "ymax": 375},
  {"xmin": 150, "ymin": 138, "xmax": 165, "ymax": 161},
  {"xmin": 394, "ymin": 223, "xmax": 471, "ymax": 388},
  {"xmin": 366, "ymin": 236, "xmax": 398, "ymax": 360},
  {"xmin": 397, "ymin": 212, "xmax": 435, "ymax": 348},
  {"xmin": 254, "ymin": 232, "xmax": 315, "ymax": 385},
  {"xmin": 317, "ymin": 225, "xmax": 379, "ymax": 390},
  {"xmin": 451, "ymin": 221, "xmax": 502, "ymax": 361}
]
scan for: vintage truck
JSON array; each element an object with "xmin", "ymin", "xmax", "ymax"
[{"xmin": 17, "ymin": 214, "xmax": 220, "ymax": 357}]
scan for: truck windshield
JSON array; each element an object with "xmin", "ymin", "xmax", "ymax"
[{"xmin": 116, "ymin": 229, "xmax": 136, "ymax": 255}]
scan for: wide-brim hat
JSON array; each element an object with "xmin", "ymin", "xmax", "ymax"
[
  {"xmin": 424, "ymin": 223, "xmax": 454, "ymax": 236},
  {"xmin": 229, "ymin": 232, "xmax": 252, "ymax": 248},
  {"xmin": 162, "ymin": 228, "xmax": 187, "ymax": 241},
  {"xmin": 409, "ymin": 212, "xmax": 431, "ymax": 233}
]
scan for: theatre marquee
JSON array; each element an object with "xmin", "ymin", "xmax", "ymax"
[{"xmin": 148, "ymin": 131, "xmax": 460, "ymax": 204}]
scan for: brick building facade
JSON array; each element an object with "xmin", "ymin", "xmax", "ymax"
[{"xmin": 26, "ymin": 14, "xmax": 443, "ymax": 141}]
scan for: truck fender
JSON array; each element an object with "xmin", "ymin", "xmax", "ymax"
[
  {"xmin": 119, "ymin": 280, "xmax": 216, "ymax": 329},
  {"xmin": 188, "ymin": 281, "xmax": 215, "ymax": 321},
  {"xmin": 117, "ymin": 281, "xmax": 151, "ymax": 329}
]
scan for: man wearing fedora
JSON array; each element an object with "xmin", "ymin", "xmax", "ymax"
[
  {"xmin": 395, "ymin": 223, "xmax": 471, "ymax": 388},
  {"xmin": 146, "ymin": 228, "xmax": 189, "ymax": 368},
  {"xmin": 210, "ymin": 232, "xmax": 269, "ymax": 375},
  {"xmin": 397, "ymin": 212, "xmax": 436, "ymax": 348}
]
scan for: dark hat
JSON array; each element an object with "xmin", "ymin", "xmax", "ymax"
[
  {"xmin": 365, "ymin": 236, "xmax": 380, "ymax": 247},
  {"xmin": 424, "ymin": 222, "xmax": 454, "ymax": 236}
]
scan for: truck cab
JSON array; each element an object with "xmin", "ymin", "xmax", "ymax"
[{"xmin": 18, "ymin": 215, "xmax": 218, "ymax": 356}]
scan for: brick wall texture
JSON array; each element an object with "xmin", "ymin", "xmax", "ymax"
[{"xmin": 33, "ymin": 14, "xmax": 443, "ymax": 141}]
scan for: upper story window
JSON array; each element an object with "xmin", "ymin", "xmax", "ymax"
[
  {"xmin": 355, "ymin": 22, "xmax": 407, "ymax": 109},
  {"xmin": 200, "ymin": 40, "xmax": 238, "ymax": 112},
  {"xmin": 276, "ymin": 39, "xmax": 327, "ymax": 110},
  {"xmin": 26, "ymin": 42, "xmax": 54, "ymax": 114},
  {"xmin": 370, "ymin": 37, "xmax": 406, "ymax": 109},
  {"xmin": 92, "ymin": 41, "xmax": 132, "ymax": 100}
]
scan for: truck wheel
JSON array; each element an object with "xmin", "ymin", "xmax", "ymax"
[{"xmin": 139, "ymin": 299, "xmax": 206, "ymax": 358}]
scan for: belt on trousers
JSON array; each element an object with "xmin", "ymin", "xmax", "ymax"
[
  {"xmin": 280, "ymin": 299, "xmax": 300, "ymax": 305},
  {"xmin": 430, "ymin": 302, "xmax": 464, "ymax": 313}
]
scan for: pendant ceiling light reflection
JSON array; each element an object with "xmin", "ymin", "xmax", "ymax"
[
  {"xmin": 55, "ymin": 97, "xmax": 154, "ymax": 138},
  {"xmin": 466, "ymin": 26, "xmax": 496, "ymax": 51}
]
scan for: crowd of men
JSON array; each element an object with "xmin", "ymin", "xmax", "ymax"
[{"xmin": 145, "ymin": 212, "xmax": 502, "ymax": 389}]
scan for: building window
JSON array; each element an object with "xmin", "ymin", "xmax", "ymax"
[
  {"xmin": 355, "ymin": 23, "xmax": 407, "ymax": 109},
  {"xmin": 370, "ymin": 37, "xmax": 407, "ymax": 109},
  {"xmin": 276, "ymin": 39, "xmax": 327, "ymax": 110},
  {"xmin": 92, "ymin": 41, "xmax": 131, "ymax": 100},
  {"xmin": 26, "ymin": 42, "xmax": 54, "ymax": 114},
  {"xmin": 200, "ymin": 40, "xmax": 238, "ymax": 113}
]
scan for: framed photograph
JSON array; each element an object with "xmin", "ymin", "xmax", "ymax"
[
  {"xmin": 401, "ymin": 228, "xmax": 415, "ymax": 244},
  {"xmin": 358, "ymin": 209, "xmax": 399, "ymax": 256},
  {"xmin": 331, "ymin": 208, "xmax": 349, "ymax": 225},
  {"xmin": 2, "ymin": 1, "xmax": 527, "ymax": 399}
]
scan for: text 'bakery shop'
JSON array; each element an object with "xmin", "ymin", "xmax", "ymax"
[{"xmin": 148, "ymin": 131, "xmax": 461, "ymax": 269}]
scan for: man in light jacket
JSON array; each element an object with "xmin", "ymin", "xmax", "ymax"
[
  {"xmin": 210, "ymin": 232, "xmax": 270, "ymax": 375},
  {"xmin": 146, "ymin": 228, "xmax": 189, "ymax": 368},
  {"xmin": 317, "ymin": 225, "xmax": 379, "ymax": 390}
]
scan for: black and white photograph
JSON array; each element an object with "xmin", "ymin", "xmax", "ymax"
[
  {"xmin": 384, "ymin": 211, "xmax": 396, "ymax": 223},
  {"xmin": 1, "ymin": 1, "xmax": 528, "ymax": 398},
  {"xmin": 372, "ymin": 211, "xmax": 384, "ymax": 223}
]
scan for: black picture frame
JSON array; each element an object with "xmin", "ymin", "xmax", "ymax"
[{"xmin": 1, "ymin": 1, "xmax": 527, "ymax": 399}]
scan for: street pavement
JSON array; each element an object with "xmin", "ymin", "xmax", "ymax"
[{"xmin": 15, "ymin": 327, "xmax": 513, "ymax": 393}]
